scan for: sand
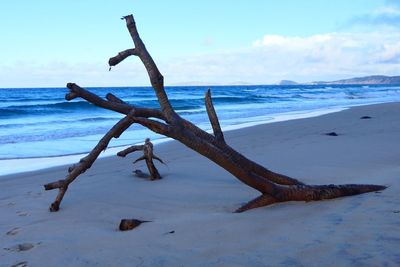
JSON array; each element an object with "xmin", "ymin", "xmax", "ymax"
[{"xmin": 1, "ymin": 102, "xmax": 399, "ymax": 267}]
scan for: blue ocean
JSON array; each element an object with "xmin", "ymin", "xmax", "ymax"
[{"xmin": 1, "ymin": 85, "xmax": 400, "ymax": 161}]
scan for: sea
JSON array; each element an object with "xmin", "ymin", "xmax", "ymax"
[{"xmin": 1, "ymin": 84, "xmax": 400, "ymax": 175}]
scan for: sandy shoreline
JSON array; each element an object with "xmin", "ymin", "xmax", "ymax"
[
  {"xmin": 0, "ymin": 106, "xmax": 345, "ymax": 176},
  {"xmin": 1, "ymin": 102, "xmax": 399, "ymax": 266}
]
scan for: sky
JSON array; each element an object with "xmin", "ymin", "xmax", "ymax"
[{"xmin": 0, "ymin": 0, "xmax": 399, "ymax": 87}]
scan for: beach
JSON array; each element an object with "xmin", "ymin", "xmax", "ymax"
[{"xmin": 1, "ymin": 102, "xmax": 399, "ymax": 266}]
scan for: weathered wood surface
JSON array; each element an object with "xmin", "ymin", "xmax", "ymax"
[
  {"xmin": 118, "ymin": 138, "xmax": 164, "ymax": 180},
  {"xmin": 44, "ymin": 14, "xmax": 386, "ymax": 213}
]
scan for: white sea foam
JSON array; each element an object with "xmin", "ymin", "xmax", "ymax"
[
  {"xmin": 0, "ymin": 138, "xmax": 172, "ymax": 176},
  {"xmin": 0, "ymin": 107, "xmax": 344, "ymax": 176},
  {"xmin": 1, "ymin": 84, "xmax": 400, "ymax": 176}
]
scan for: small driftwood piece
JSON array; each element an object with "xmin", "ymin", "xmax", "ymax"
[
  {"xmin": 119, "ymin": 218, "xmax": 150, "ymax": 231},
  {"xmin": 117, "ymin": 138, "xmax": 164, "ymax": 180}
]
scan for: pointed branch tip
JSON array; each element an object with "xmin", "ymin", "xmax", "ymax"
[
  {"xmin": 205, "ymin": 89, "xmax": 225, "ymax": 142},
  {"xmin": 121, "ymin": 15, "xmax": 131, "ymax": 20},
  {"xmin": 66, "ymin": 83, "xmax": 75, "ymax": 89}
]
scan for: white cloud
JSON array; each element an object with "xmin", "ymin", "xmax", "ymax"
[
  {"xmin": 2, "ymin": 30, "xmax": 400, "ymax": 87},
  {"xmin": 349, "ymin": 2, "xmax": 400, "ymax": 29},
  {"xmin": 252, "ymin": 31, "xmax": 400, "ymax": 64},
  {"xmin": 0, "ymin": 59, "xmax": 150, "ymax": 88},
  {"xmin": 253, "ymin": 34, "xmax": 333, "ymax": 48},
  {"xmin": 373, "ymin": 6, "xmax": 400, "ymax": 16},
  {"xmin": 159, "ymin": 30, "xmax": 400, "ymax": 84}
]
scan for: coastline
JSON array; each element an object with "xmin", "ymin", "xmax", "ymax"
[
  {"xmin": 1, "ymin": 102, "xmax": 399, "ymax": 266},
  {"xmin": 3, "ymin": 84, "xmax": 400, "ymax": 162},
  {"xmin": 0, "ymin": 105, "xmax": 347, "ymax": 176}
]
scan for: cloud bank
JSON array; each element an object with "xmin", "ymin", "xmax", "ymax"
[
  {"xmin": 160, "ymin": 29, "xmax": 400, "ymax": 85},
  {"xmin": 2, "ymin": 28, "xmax": 399, "ymax": 87}
]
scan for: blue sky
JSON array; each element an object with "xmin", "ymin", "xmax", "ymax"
[{"xmin": 1, "ymin": 0, "xmax": 399, "ymax": 87}]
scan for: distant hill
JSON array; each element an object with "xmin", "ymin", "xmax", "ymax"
[
  {"xmin": 278, "ymin": 80, "xmax": 298, "ymax": 85},
  {"xmin": 169, "ymin": 81, "xmax": 221, "ymax": 86},
  {"xmin": 169, "ymin": 75, "xmax": 400, "ymax": 86},
  {"xmin": 311, "ymin": 75, "xmax": 400, "ymax": 85}
]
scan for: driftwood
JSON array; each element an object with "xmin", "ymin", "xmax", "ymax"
[
  {"xmin": 119, "ymin": 219, "xmax": 150, "ymax": 231},
  {"xmin": 44, "ymin": 14, "xmax": 386, "ymax": 213},
  {"xmin": 117, "ymin": 138, "xmax": 164, "ymax": 180}
]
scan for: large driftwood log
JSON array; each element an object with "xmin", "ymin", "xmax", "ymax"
[
  {"xmin": 44, "ymin": 14, "xmax": 386, "ymax": 213},
  {"xmin": 117, "ymin": 138, "xmax": 164, "ymax": 180}
]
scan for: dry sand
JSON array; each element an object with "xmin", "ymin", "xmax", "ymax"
[{"xmin": 1, "ymin": 102, "xmax": 399, "ymax": 267}]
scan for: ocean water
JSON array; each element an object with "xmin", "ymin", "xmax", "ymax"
[{"xmin": 1, "ymin": 84, "xmax": 400, "ymax": 174}]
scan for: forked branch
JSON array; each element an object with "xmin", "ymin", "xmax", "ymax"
[
  {"xmin": 118, "ymin": 138, "xmax": 164, "ymax": 180},
  {"xmin": 120, "ymin": 15, "xmax": 177, "ymax": 122},
  {"xmin": 44, "ymin": 13, "xmax": 386, "ymax": 213}
]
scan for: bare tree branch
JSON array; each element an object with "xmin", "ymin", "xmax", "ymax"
[
  {"xmin": 130, "ymin": 117, "xmax": 170, "ymax": 136},
  {"xmin": 121, "ymin": 15, "xmax": 177, "ymax": 122},
  {"xmin": 133, "ymin": 155, "xmax": 146, "ymax": 164},
  {"xmin": 106, "ymin": 93, "xmax": 128, "ymax": 104},
  {"xmin": 152, "ymin": 155, "xmax": 165, "ymax": 165},
  {"xmin": 44, "ymin": 113, "xmax": 135, "ymax": 211},
  {"xmin": 108, "ymin": 48, "xmax": 138, "ymax": 69},
  {"xmin": 66, "ymin": 83, "xmax": 166, "ymax": 120},
  {"xmin": 117, "ymin": 145, "xmax": 145, "ymax": 157},
  {"xmin": 235, "ymin": 194, "xmax": 277, "ymax": 213},
  {"xmin": 205, "ymin": 89, "xmax": 225, "ymax": 142}
]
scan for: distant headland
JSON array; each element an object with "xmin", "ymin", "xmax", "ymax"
[{"xmin": 279, "ymin": 75, "xmax": 400, "ymax": 85}]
